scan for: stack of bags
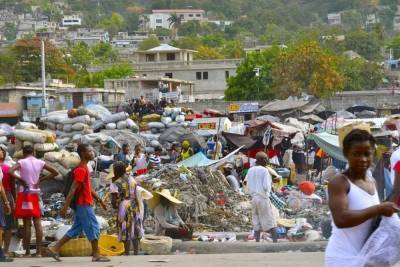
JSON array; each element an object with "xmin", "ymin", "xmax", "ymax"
[
  {"xmin": 102, "ymin": 112, "xmax": 138, "ymax": 133},
  {"xmin": 43, "ymin": 150, "xmax": 80, "ymax": 181},
  {"xmin": 13, "ymin": 124, "xmax": 58, "ymax": 158},
  {"xmin": 144, "ymin": 108, "xmax": 189, "ymax": 134},
  {"xmin": 0, "ymin": 128, "xmax": 7, "ymax": 145}
]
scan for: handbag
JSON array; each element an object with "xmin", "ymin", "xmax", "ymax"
[{"xmin": 15, "ymin": 188, "xmax": 41, "ymax": 218}]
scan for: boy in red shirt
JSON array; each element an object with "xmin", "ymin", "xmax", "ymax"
[{"xmin": 48, "ymin": 144, "xmax": 110, "ymax": 262}]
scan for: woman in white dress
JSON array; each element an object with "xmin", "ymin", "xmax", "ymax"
[{"xmin": 326, "ymin": 129, "xmax": 399, "ymax": 267}]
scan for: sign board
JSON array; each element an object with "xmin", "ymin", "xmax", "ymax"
[
  {"xmin": 0, "ymin": 103, "xmax": 18, "ymax": 118},
  {"xmin": 229, "ymin": 103, "xmax": 259, "ymax": 113},
  {"xmin": 198, "ymin": 122, "xmax": 217, "ymax": 130}
]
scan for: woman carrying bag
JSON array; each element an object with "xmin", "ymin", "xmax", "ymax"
[{"xmin": 9, "ymin": 145, "xmax": 58, "ymax": 258}]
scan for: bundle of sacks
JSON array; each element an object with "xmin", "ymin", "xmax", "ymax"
[
  {"xmin": 13, "ymin": 122, "xmax": 59, "ymax": 158},
  {"xmin": 0, "ymin": 127, "xmax": 7, "ymax": 145},
  {"xmin": 42, "ymin": 107, "xmax": 139, "ymax": 147},
  {"xmin": 42, "ymin": 107, "xmax": 97, "ymax": 146},
  {"xmin": 144, "ymin": 108, "xmax": 188, "ymax": 134},
  {"xmin": 43, "ymin": 150, "xmax": 80, "ymax": 181},
  {"xmin": 102, "ymin": 112, "xmax": 138, "ymax": 133}
]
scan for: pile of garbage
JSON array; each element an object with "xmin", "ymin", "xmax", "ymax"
[
  {"xmin": 13, "ymin": 122, "xmax": 58, "ymax": 158},
  {"xmin": 141, "ymin": 164, "xmax": 252, "ymax": 232},
  {"xmin": 42, "ymin": 150, "xmax": 80, "ymax": 181}
]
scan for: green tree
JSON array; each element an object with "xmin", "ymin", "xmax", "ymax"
[
  {"xmin": 168, "ymin": 13, "xmax": 182, "ymax": 28},
  {"xmin": 92, "ymin": 42, "xmax": 118, "ymax": 64},
  {"xmin": 225, "ymin": 46, "xmax": 281, "ymax": 101},
  {"xmin": 341, "ymin": 10, "xmax": 363, "ymax": 30},
  {"xmin": 340, "ymin": 57, "xmax": 384, "ymax": 91},
  {"xmin": 3, "ymin": 22, "xmax": 17, "ymax": 41},
  {"xmin": 68, "ymin": 42, "xmax": 95, "ymax": 70},
  {"xmin": 272, "ymin": 41, "xmax": 345, "ymax": 98},
  {"xmin": 0, "ymin": 51, "xmax": 21, "ymax": 84},
  {"xmin": 343, "ymin": 30, "xmax": 382, "ymax": 60},
  {"xmin": 138, "ymin": 36, "xmax": 160, "ymax": 51},
  {"xmin": 388, "ymin": 35, "xmax": 400, "ymax": 59},
  {"xmin": 12, "ymin": 37, "xmax": 75, "ymax": 82},
  {"xmin": 172, "ymin": 36, "xmax": 202, "ymax": 50},
  {"xmin": 202, "ymin": 34, "xmax": 225, "ymax": 48},
  {"xmin": 222, "ymin": 41, "xmax": 244, "ymax": 59},
  {"xmin": 75, "ymin": 63, "xmax": 134, "ymax": 87},
  {"xmin": 194, "ymin": 46, "xmax": 224, "ymax": 60},
  {"xmin": 99, "ymin": 12, "xmax": 125, "ymax": 37}
]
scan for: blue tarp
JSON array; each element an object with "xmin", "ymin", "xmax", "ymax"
[
  {"xmin": 178, "ymin": 152, "xmax": 218, "ymax": 168},
  {"xmin": 309, "ymin": 132, "xmax": 347, "ymax": 162}
]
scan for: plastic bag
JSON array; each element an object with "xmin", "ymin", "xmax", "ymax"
[{"xmin": 353, "ymin": 216, "xmax": 400, "ymax": 267}]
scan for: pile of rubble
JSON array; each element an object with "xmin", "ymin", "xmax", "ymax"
[{"xmin": 141, "ymin": 164, "xmax": 252, "ymax": 232}]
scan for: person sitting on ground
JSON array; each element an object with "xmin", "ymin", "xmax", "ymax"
[
  {"xmin": 133, "ymin": 145, "xmax": 147, "ymax": 176},
  {"xmin": 149, "ymin": 189, "xmax": 191, "ymax": 240},
  {"xmin": 109, "ymin": 161, "xmax": 153, "ymax": 255},
  {"xmin": 148, "ymin": 146, "xmax": 162, "ymax": 170},
  {"xmin": 114, "ymin": 144, "xmax": 134, "ymax": 168},
  {"xmin": 48, "ymin": 144, "xmax": 110, "ymax": 262},
  {"xmin": 9, "ymin": 145, "xmax": 58, "ymax": 258},
  {"xmin": 325, "ymin": 129, "xmax": 399, "ymax": 266},
  {"xmin": 178, "ymin": 141, "xmax": 193, "ymax": 162},
  {"xmin": 169, "ymin": 143, "xmax": 180, "ymax": 164}
]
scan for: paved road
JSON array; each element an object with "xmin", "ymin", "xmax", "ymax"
[{"xmin": 6, "ymin": 253, "xmax": 327, "ymax": 267}]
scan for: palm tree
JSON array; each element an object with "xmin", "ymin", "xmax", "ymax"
[{"xmin": 168, "ymin": 13, "xmax": 182, "ymax": 28}]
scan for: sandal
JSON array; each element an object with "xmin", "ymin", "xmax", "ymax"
[
  {"xmin": 47, "ymin": 247, "xmax": 61, "ymax": 262},
  {"xmin": 92, "ymin": 256, "xmax": 111, "ymax": 262}
]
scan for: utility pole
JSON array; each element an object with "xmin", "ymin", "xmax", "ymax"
[{"xmin": 41, "ymin": 39, "xmax": 47, "ymax": 116}]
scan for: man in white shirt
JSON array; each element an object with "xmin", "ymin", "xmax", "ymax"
[{"xmin": 245, "ymin": 152, "xmax": 278, "ymax": 242}]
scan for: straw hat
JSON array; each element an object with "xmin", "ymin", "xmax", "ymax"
[
  {"xmin": 106, "ymin": 164, "xmax": 133, "ymax": 180},
  {"xmin": 148, "ymin": 189, "xmax": 182, "ymax": 209}
]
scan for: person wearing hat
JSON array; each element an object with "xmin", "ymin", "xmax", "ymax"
[
  {"xmin": 223, "ymin": 163, "xmax": 240, "ymax": 192},
  {"xmin": 178, "ymin": 140, "xmax": 193, "ymax": 162},
  {"xmin": 149, "ymin": 189, "xmax": 191, "ymax": 239},
  {"xmin": 109, "ymin": 161, "xmax": 153, "ymax": 255},
  {"xmin": 245, "ymin": 152, "xmax": 278, "ymax": 243}
]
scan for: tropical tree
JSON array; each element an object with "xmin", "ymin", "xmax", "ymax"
[
  {"xmin": 138, "ymin": 36, "xmax": 160, "ymax": 50},
  {"xmin": 225, "ymin": 46, "xmax": 281, "ymax": 101},
  {"xmin": 168, "ymin": 13, "xmax": 182, "ymax": 28},
  {"xmin": 194, "ymin": 46, "xmax": 224, "ymax": 60},
  {"xmin": 272, "ymin": 41, "xmax": 345, "ymax": 98},
  {"xmin": 74, "ymin": 63, "xmax": 134, "ymax": 87}
]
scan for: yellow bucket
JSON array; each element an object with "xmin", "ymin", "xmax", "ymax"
[{"xmin": 99, "ymin": 235, "xmax": 125, "ymax": 256}]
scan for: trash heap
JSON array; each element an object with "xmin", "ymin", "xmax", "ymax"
[
  {"xmin": 142, "ymin": 164, "xmax": 252, "ymax": 232},
  {"xmin": 13, "ymin": 122, "xmax": 58, "ymax": 158}
]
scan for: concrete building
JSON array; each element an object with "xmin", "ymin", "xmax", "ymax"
[
  {"xmin": 128, "ymin": 44, "xmax": 239, "ymax": 97},
  {"xmin": 71, "ymin": 28, "xmax": 110, "ymax": 45},
  {"xmin": 111, "ymin": 31, "xmax": 149, "ymax": 49},
  {"xmin": 327, "ymin": 13, "xmax": 342, "ymax": 25},
  {"xmin": 365, "ymin": 14, "xmax": 378, "ymax": 26},
  {"xmin": 62, "ymin": 15, "xmax": 82, "ymax": 27},
  {"xmin": 104, "ymin": 77, "xmax": 194, "ymax": 102},
  {"xmin": 394, "ymin": 6, "xmax": 400, "ymax": 32},
  {"xmin": 139, "ymin": 9, "xmax": 207, "ymax": 30},
  {"xmin": 57, "ymin": 87, "xmax": 125, "ymax": 109},
  {"xmin": 34, "ymin": 20, "xmax": 58, "ymax": 32}
]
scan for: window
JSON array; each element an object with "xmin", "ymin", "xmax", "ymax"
[
  {"xmin": 196, "ymin": 14, "xmax": 201, "ymax": 17},
  {"xmin": 203, "ymin": 72, "xmax": 208, "ymax": 80},
  {"xmin": 189, "ymin": 14, "xmax": 194, "ymax": 17},
  {"xmin": 165, "ymin": 73, "xmax": 173, "ymax": 78},
  {"xmin": 142, "ymin": 74, "xmax": 147, "ymax": 77},
  {"xmin": 145, "ymin": 54, "xmax": 155, "ymax": 62},
  {"xmin": 196, "ymin": 72, "xmax": 202, "ymax": 80},
  {"xmin": 179, "ymin": 15, "xmax": 184, "ymax": 19},
  {"xmin": 166, "ymin": 53, "xmax": 176, "ymax": 61},
  {"xmin": 156, "ymin": 19, "xmax": 162, "ymax": 23},
  {"xmin": 225, "ymin": 71, "xmax": 230, "ymax": 79}
]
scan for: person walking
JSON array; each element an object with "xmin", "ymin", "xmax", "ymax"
[
  {"xmin": 245, "ymin": 152, "xmax": 278, "ymax": 242},
  {"xmin": 9, "ymin": 145, "xmax": 58, "ymax": 257},
  {"xmin": 0, "ymin": 147, "xmax": 16, "ymax": 259},
  {"xmin": 109, "ymin": 161, "xmax": 152, "ymax": 255},
  {"xmin": 48, "ymin": 144, "xmax": 110, "ymax": 262},
  {"xmin": 0, "ymin": 160, "xmax": 12, "ymax": 262},
  {"xmin": 325, "ymin": 129, "xmax": 399, "ymax": 266}
]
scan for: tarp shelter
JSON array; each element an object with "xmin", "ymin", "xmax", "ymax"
[
  {"xmin": 222, "ymin": 132, "xmax": 258, "ymax": 150},
  {"xmin": 299, "ymin": 114, "xmax": 324, "ymax": 124},
  {"xmin": 178, "ymin": 146, "xmax": 243, "ymax": 168},
  {"xmin": 308, "ymin": 132, "xmax": 346, "ymax": 162},
  {"xmin": 245, "ymin": 119, "xmax": 270, "ymax": 137},
  {"xmin": 346, "ymin": 105, "xmax": 376, "ymax": 114},
  {"xmin": 0, "ymin": 103, "xmax": 18, "ymax": 125},
  {"xmin": 260, "ymin": 99, "xmax": 310, "ymax": 114}
]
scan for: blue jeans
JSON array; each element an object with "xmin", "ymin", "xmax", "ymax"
[{"xmin": 66, "ymin": 205, "xmax": 100, "ymax": 241}]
